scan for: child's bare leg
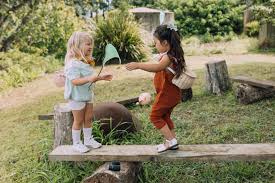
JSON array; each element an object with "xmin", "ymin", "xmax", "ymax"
[
  {"xmin": 84, "ymin": 103, "xmax": 93, "ymax": 128},
  {"xmin": 83, "ymin": 103, "xmax": 101, "ymax": 148},
  {"xmin": 159, "ymin": 124, "xmax": 174, "ymax": 141},
  {"xmin": 72, "ymin": 109, "xmax": 85, "ymax": 130},
  {"xmin": 170, "ymin": 129, "xmax": 176, "ymax": 139},
  {"xmin": 71, "ymin": 108, "xmax": 89, "ymax": 152}
]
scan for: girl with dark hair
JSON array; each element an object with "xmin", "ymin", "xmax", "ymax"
[{"xmin": 126, "ymin": 24, "xmax": 186, "ymax": 153}]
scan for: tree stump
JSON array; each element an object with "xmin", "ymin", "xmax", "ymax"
[
  {"xmin": 205, "ymin": 60, "xmax": 231, "ymax": 95},
  {"xmin": 235, "ymin": 84, "xmax": 275, "ymax": 104},
  {"xmin": 53, "ymin": 103, "xmax": 73, "ymax": 148},
  {"xmin": 53, "ymin": 102, "xmax": 144, "ymax": 182},
  {"xmin": 83, "ymin": 162, "xmax": 142, "ymax": 183}
]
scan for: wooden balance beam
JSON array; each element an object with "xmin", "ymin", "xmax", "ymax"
[{"xmin": 49, "ymin": 143, "xmax": 275, "ymax": 162}]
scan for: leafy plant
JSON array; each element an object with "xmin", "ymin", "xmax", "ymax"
[
  {"xmin": 252, "ymin": 0, "xmax": 275, "ymax": 24},
  {"xmin": 0, "ymin": 50, "xmax": 61, "ymax": 92},
  {"xmin": 15, "ymin": 1, "xmax": 84, "ymax": 58},
  {"xmin": 245, "ymin": 21, "xmax": 260, "ymax": 37},
  {"xmin": 93, "ymin": 9, "xmax": 146, "ymax": 64},
  {"xmin": 155, "ymin": 0, "xmax": 244, "ymax": 37}
]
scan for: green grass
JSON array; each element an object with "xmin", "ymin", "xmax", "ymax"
[{"xmin": 0, "ymin": 63, "xmax": 274, "ymax": 183}]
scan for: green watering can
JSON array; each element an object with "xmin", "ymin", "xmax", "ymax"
[{"xmin": 97, "ymin": 43, "xmax": 121, "ymax": 76}]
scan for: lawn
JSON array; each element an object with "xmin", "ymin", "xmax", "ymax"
[{"xmin": 0, "ymin": 63, "xmax": 274, "ymax": 183}]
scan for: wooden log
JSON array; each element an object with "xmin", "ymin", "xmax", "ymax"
[
  {"xmin": 49, "ymin": 144, "xmax": 275, "ymax": 162},
  {"xmin": 83, "ymin": 162, "xmax": 142, "ymax": 183},
  {"xmin": 53, "ymin": 103, "xmax": 73, "ymax": 148},
  {"xmin": 205, "ymin": 60, "xmax": 231, "ymax": 95},
  {"xmin": 231, "ymin": 76, "xmax": 275, "ymax": 89},
  {"xmin": 235, "ymin": 84, "xmax": 275, "ymax": 104}
]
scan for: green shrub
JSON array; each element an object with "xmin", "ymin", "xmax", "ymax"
[
  {"xmin": 14, "ymin": 1, "xmax": 84, "ymax": 58},
  {"xmin": 0, "ymin": 50, "xmax": 61, "ymax": 92},
  {"xmin": 93, "ymin": 10, "xmax": 146, "ymax": 64},
  {"xmin": 245, "ymin": 21, "xmax": 260, "ymax": 37},
  {"xmin": 156, "ymin": 0, "xmax": 244, "ymax": 37}
]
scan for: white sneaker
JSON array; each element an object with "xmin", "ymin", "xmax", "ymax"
[
  {"xmin": 72, "ymin": 142, "xmax": 90, "ymax": 153},
  {"xmin": 84, "ymin": 137, "xmax": 102, "ymax": 149}
]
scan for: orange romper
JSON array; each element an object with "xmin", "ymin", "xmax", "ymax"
[{"xmin": 150, "ymin": 55, "xmax": 181, "ymax": 129}]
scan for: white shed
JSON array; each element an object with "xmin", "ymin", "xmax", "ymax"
[{"xmin": 129, "ymin": 7, "xmax": 174, "ymax": 32}]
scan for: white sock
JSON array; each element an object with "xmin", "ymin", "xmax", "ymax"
[
  {"xmin": 72, "ymin": 129, "xmax": 81, "ymax": 145},
  {"xmin": 83, "ymin": 127, "xmax": 92, "ymax": 140}
]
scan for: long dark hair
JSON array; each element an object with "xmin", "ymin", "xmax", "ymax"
[{"xmin": 153, "ymin": 24, "xmax": 186, "ymax": 78}]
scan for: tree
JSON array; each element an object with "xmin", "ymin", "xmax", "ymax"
[
  {"xmin": 252, "ymin": 0, "xmax": 275, "ymax": 23},
  {"xmin": 0, "ymin": 0, "xmax": 41, "ymax": 51}
]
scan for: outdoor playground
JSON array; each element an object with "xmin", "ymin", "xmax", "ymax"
[{"xmin": 0, "ymin": 0, "xmax": 275, "ymax": 183}]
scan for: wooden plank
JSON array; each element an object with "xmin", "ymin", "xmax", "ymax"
[
  {"xmin": 38, "ymin": 114, "xmax": 54, "ymax": 120},
  {"xmin": 38, "ymin": 97, "xmax": 139, "ymax": 120},
  {"xmin": 231, "ymin": 76, "xmax": 275, "ymax": 89},
  {"xmin": 49, "ymin": 144, "xmax": 275, "ymax": 162},
  {"xmin": 116, "ymin": 97, "xmax": 139, "ymax": 106}
]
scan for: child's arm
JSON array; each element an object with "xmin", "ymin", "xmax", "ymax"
[
  {"xmin": 126, "ymin": 55, "xmax": 171, "ymax": 72},
  {"xmin": 72, "ymin": 74, "xmax": 113, "ymax": 86}
]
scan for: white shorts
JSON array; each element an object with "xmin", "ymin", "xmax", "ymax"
[{"xmin": 68, "ymin": 100, "xmax": 93, "ymax": 111}]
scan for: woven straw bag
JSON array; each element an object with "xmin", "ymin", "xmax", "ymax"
[{"xmin": 167, "ymin": 67, "xmax": 196, "ymax": 89}]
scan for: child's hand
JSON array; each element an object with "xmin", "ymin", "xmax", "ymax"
[
  {"xmin": 99, "ymin": 74, "xmax": 113, "ymax": 81},
  {"xmin": 126, "ymin": 62, "xmax": 139, "ymax": 71}
]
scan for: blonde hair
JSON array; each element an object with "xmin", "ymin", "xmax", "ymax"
[{"xmin": 65, "ymin": 31, "xmax": 94, "ymax": 64}]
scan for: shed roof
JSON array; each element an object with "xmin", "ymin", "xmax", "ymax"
[{"xmin": 129, "ymin": 7, "xmax": 171, "ymax": 13}]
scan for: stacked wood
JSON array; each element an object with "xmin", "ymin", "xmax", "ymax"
[
  {"xmin": 83, "ymin": 162, "xmax": 142, "ymax": 183},
  {"xmin": 205, "ymin": 60, "xmax": 231, "ymax": 95},
  {"xmin": 235, "ymin": 84, "xmax": 275, "ymax": 104}
]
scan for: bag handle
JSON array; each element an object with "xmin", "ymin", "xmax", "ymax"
[{"xmin": 167, "ymin": 67, "xmax": 176, "ymax": 75}]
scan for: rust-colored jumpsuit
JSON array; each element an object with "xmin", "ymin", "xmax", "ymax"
[{"xmin": 150, "ymin": 62, "xmax": 181, "ymax": 129}]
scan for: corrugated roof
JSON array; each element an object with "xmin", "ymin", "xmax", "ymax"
[{"xmin": 129, "ymin": 7, "xmax": 171, "ymax": 13}]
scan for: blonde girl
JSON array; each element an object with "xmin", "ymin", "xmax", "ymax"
[{"xmin": 64, "ymin": 31, "xmax": 112, "ymax": 153}]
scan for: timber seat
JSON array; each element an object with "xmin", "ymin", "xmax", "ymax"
[{"xmin": 49, "ymin": 143, "xmax": 275, "ymax": 162}]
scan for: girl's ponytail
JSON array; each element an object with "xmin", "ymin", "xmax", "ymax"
[
  {"xmin": 154, "ymin": 24, "xmax": 186, "ymax": 78},
  {"xmin": 168, "ymin": 29, "xmax": 186, "ymax": 78}
]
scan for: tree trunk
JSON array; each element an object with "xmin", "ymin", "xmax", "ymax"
[
  {"xmin": 259, "ymin": 22, "xmax": 275, "ymax": 48},
  {"xmin": 235, "ymin": 84, "xmax": 275, "ymax": 104},
  {"xmin": 83, "ymin": 162, "xmax": 142, "ymax": 183},
  {"xmin": 53, "ymin": 103, "xmax": 73, "ymax": 148},
  {"xmin": 205, "ymin": 60, "xmax": 231, "ymax": 95},
  {"xmin": 243, "ymin": 8, "xmax": 254, "ymax": 31}
]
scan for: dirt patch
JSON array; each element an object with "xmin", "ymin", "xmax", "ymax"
[{"xmin": 0, "ymin": 54, "xmax": 275, "ymax": 110}]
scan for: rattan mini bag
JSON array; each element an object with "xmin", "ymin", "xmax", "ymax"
[{"xmin": 167, "ymin": 66, "xmax": 197, "ymax": 89}]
